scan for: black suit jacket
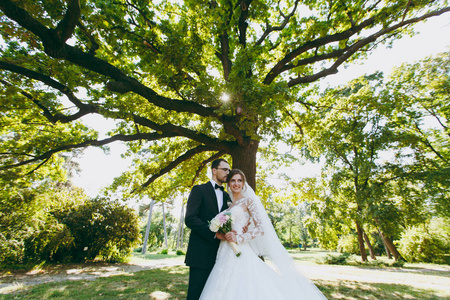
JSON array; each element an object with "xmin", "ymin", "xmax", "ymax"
[{"xmin": 185, "ymin": 182, "xmax": 230, "ymax": 269}]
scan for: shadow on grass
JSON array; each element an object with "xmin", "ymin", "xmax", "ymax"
[
  {"xmin": 1, "ymin": 266, "xmax": 189, "ymax": 300},
  {"xmin": 0, "ymin": 261, "xmax": 125, "ymax": 276},
  {"xmin": 349, "ymin": 265, "xmax": 450, "ymax": 279},
  {"xmin": 133, "ymin": 253, "xmax": 183, "ymax": 261},
  {"xmin": 2, "ymin": 265, "xmax": 446, "ymax": 300},
  {"xmin": 316, "ymin": 279, "xmax": 446, "ymax": 300}
]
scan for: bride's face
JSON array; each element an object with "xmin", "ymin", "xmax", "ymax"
[{"xmin": 229, "ymin": 174, "xmax": 244, "ymax": 194}]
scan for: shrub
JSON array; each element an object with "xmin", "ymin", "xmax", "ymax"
[
  {"xmin": 23, "ymin": 220, "xmax": 74, "ymax": 262},
  {"xmin": 322, "ymin": 252, "xmax": 351, "ymax": 265},
  {"xmin": 160, "ymin": 249, "xmax": 168, "ymax": 255},
  {"xmin": 57, "ymin": 197, "xmax": 142, "ymax": 262},
  {"xmin": 337, "ymin": 234, "xmax": 360, "ymax": 254},
  {"xmin": 0, "ymin": 233, "xmax": 24, "ymax": 264},
  {"xmin": 176, "ymin": 249, "xmax": 185, "ymax": 255},
  {"xmin": 397, "ymin": 219, "xmax": 450, "ymax": 264}
]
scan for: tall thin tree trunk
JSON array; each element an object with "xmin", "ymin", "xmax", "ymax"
[
  {"xmin": 378, "ymin": 229, "xmax": 392, "ymax": 259},
  {"xmin": 363, "ymin": 231, "xmax": 376, "ymax": 260},
  {"xmin": 379, "ymin": 231, "xmax": 402, "ymax": 261},
  {"xmin": 142, "ymin": 199, "xmax": 155, "ymax": 254},
  {"xmin": 180, "ymin": 206, "xmax": 185, "ymax": 248},
  {"xmin": 356, "ymin": 222, "xmax": 368, "ymax": 261},
  {"xmin": 176, "ymin": 203, "xmax": 185, "ymax": 250},
  {"xmin": 162, "ymin": 202, "xmax": 168, "ymax": 249}
]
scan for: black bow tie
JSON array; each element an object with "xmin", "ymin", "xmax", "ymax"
[{"xmin": 215, "ymin": 183, "xmax": 224, "ymax": 191}]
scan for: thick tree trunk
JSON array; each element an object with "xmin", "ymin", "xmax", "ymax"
[
  {"xmin": 229, "ymin": 140, "xmax": 259, "ymax": 190},
  {"xmin": 378, "ymin": 229, "xmax": 392, "ymax": 259},
  {"xmin": 379, "ymin": 231, "xmax": 403, "ymax": 261},
  {"xmin": 356, "ymin": 222, "xmax": 368, "ymax": 262},
  {"xmin": 363, "ymin": 231, "xmax": 376, "ymax": 260}
]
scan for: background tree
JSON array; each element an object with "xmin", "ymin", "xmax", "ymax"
[
  {"xmin": 1, "ymin": 0, "xmax": 449, "ymax": 197},
  {"xmin": 294, "ymin": 52, "xmax": 449, "ymax": 261},
  {"xmin": 0, "ymin": 150, "xmax": 84, "ymax": 263},
  {"xmin": 139, "ymin": 209, "xmax": 178, "ymax": 252}
]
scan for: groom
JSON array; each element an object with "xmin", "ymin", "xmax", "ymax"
[{"xmin": 184, "ymin": 158, "xmax": 231, "ymax": 300}]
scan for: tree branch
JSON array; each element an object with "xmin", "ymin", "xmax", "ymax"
[
  {"xmin": 54, "ymin": 0, "xmax": 81, "ymax": 43},
  {"xmin": 0, "ymin": 61, "xmax": 87, "ymax": 108},
  {"xmin": 0, "ymin": 132, "xmax": 178, "ymax": 171},
  {"xmin": 413, "ymin": 120, "xmax": 448, "ymax": 163},
  {"xmin": 255, "ymin": 0, "xmax": 300, "ymax": 46},
  {"xmin": 190, "ymin": 152, "xmax": 225, "ymax": 187},
  {"xmin": 132, "ymin": 114, "xmax": 235, "ymax": 151},
  {"xmin": 215, "ymin": 32, "xmax": 232, "ymax": 81},
  {"xmin": 264, "ymin": 6, "xmax": 450, "ymax": 86},
  {"xmin": 280, "ymin": 47, "xmax": 347, "ymax": 73},
  {"xmin": 263, "ymin": 16, "xmax": 377, "ymax": 84},
  {"xmin": 140, "ymin": 145, "xmax": 219, "ymax": 189},
  {"xmin": 0, "ymin": 0, "xmax": 220, "ymax": 120},
  {"xmin": 77, "ymin": 20, "xmax": 100, "ymax": 54},
  {"xmin": 237, "ymin": 0, "xmax": 252, "ymax": 47},
  {"xmin": 286, "ymin": 7, "xmax": 450, "ymax": 87}
]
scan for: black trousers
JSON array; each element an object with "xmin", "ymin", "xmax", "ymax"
[{"xmin": 186, "ymin": 266, "xmax": 213, "ymax": 300}]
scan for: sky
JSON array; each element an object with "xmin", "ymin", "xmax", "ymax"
[{"xmin": 71, "ymin": 14, "xmax": 450, "ymax": 197}]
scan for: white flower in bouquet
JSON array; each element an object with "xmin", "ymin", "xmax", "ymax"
[{"xmin": 209, "ymin": 211, "xmax": 241, "ymax": 257}]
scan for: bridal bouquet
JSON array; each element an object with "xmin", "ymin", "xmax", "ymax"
[{"xmin": 209, "ymin": 212, "xmax": 241, "ymax": 257}]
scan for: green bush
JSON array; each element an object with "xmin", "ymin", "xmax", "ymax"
[
  {"xmin": 23, "ymin": 220, "xmax": 74, "ymax": 262},
  {"xmin": 337, "ymin": 234, "xmax": 360, "ymax": 254},
  {"xmin": 176, "ymin": 249, "xmax": 185, "ymax": 255},
  {"xmin": 0, "ymin": 233, "xmax": 24, "ymax": 264},
  {"xmin": 160, "ymin": 249, "xmax": 168, "ymax": 255},
  {"xmin": 57, "ymin": 197, "xmax": 142, "ymax": 262},
  {"xmin": 397, "ymin": 219, "xmax": 450, "ymax": 264},
  {"xmin": 322, "ymin": 252, "xmax": 351, "ymax": 265}
]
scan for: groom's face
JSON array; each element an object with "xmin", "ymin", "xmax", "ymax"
[{"xmin": 214, "ymin": 161, "xmax": 231, "ymax": 184}]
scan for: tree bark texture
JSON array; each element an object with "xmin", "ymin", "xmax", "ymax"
[
  {"xmin": 356, "ymin": 221, "xmax": 368, "ymax": 261},
  {"xmin": 141, "ymin": 199, "xmax": 155, "ymax": 254},
  {"xmin": 379, "ymin": 231, "xmax": 403, "ymax": 261},
  {"xmin": 229, "ymin": 139, "xmax": 259, "ymax": 190},
  {"xmin": 363, "ymin": 231, "xmax": 377, "ymax": 260},
  {"xmin": 162, "ymin": 202, "xmax": 168, "ymax": 249}
]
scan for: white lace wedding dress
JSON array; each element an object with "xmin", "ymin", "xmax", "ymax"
[{"xmin": 200, "ymin": 197, "xmax": 327, "ymax": 300}]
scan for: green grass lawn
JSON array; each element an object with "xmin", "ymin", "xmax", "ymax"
[
  {"xmin": 1, "ymin": 249, "xmax": 449, "ymax": 300},
  {"xmin": 1, "ymin": 266, "xmax": 189, "ymax": 300}
]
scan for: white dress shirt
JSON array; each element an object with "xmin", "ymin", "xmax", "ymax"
[{"xmin": 210, "ymin": 180, "xmax": 224, "ymax": 211}]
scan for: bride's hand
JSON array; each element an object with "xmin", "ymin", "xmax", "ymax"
[
  {"xmin": 225, "ymin": 232, "xmax": 237, "ymax": 243},
  {"xmin": 242, "ymin": 221, "xmax": 250, "ymax": 233}
]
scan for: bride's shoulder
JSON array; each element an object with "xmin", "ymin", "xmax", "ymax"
[{"xmin": 238, "ymin": 197, "xmax": 254, "ymax": 205}]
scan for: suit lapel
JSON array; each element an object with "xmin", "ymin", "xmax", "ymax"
[
  {"xmin": 221, "ymin": 192, "xmax": 230, "ymax": 212},
  {"xmin": 205, "ymin": 182, "xmax": 219, "ymax": 212}
]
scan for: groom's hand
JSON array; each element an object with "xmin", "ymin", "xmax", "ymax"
[{"xmin": 215, "ymin": 232, "xmax": 226, "ymax": 240}]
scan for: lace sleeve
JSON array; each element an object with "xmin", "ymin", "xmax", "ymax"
[{"xmin": 236, "ymin": 198, "xmax": 264, "ymax": 244}]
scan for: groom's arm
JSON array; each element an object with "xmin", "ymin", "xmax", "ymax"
[{"xmin": 185, "ymin": 185, "xmax": 216, "ymax": 241}]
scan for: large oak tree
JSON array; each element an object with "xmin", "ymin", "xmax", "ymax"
[{"xmin": 1, "ymin": 0, "xmax": 449, "ymax": 195}]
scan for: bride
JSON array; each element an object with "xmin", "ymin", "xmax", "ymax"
[{"xmin": 200, "ymin": 169, "xmax": 327, "ymax": 300}]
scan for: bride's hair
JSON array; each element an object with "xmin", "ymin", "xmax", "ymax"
[{"xmin": 226, "ymin": 169, "xmax": 246, "ymax": 184}]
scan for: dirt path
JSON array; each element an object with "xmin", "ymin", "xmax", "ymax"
[
  {"xmin": 298, "ymin": 263, "xmax": 450, "ymax": 296},
  {"xmin": 1, "ymin": 257, "xmax": 449, "ymax": 297},
  {"xmin": 0, "ymin": 257, "xmax": 185, "ymax": 293}
]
